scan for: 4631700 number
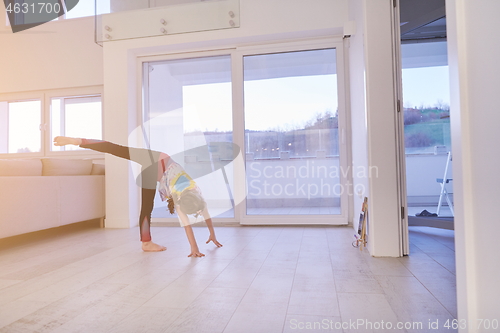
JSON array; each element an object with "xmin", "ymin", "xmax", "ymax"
[{"xmin": 6, "ymin": 2, "xmax": 62, "ymax": 15}]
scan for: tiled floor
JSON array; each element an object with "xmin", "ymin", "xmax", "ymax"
[{"xmin": 0, "ymin": 222, "xmax": 456, "ymax": 332}]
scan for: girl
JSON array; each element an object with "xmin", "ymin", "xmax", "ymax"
[{"xmin": 53, "ymin": 136, "xmax": 222, "ymax": 257}]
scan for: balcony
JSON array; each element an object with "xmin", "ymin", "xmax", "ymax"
[{"xmin": 94, "ymin": 0, "xmax": 240, "ymax": 44}]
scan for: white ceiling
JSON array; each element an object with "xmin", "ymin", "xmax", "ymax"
[{"xmin": 400, "ymin": 0, "xmax": 446, "ymax": 42}]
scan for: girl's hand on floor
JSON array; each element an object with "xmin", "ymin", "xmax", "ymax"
[
  {"xmin": 206, "ymin": 236, "xmax": 223, "ymax": 248},
  {"xmin": 188, "ymin": 251, "xmax": 205, "ymax": 257}
]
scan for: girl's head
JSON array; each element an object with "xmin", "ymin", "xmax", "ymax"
[{"xmin": 177, "ymin": 190, "xmax": 206, "ymax": 216}]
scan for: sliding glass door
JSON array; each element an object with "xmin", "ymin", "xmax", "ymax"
[
  {"xmin": 143, "ymin": 55, "xmax": 235, "ymax": 220},
  {"xmin": 243, "ymin": 49, "xmax": 343, "ymax": 217},
  {"xmin": 141, "ymin": 43, "xmax": 347, "ymax": 224}
]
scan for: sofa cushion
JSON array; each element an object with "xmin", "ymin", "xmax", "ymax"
[
  {"xmin": 42, "ymin": 158, "xmax": 93, "ymax": 176},
  {"xmin": 0, "ymin": 159, "xmax": 43, "ymax": 176},
  {"xmin": 90, "ymin": 163, "xmax": 105, "ymax": 175}
]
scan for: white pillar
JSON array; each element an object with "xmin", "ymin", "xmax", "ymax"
[
  {"xmin": 102, "ymin": 45, "xmax": 140, "ymax": 229},
  {"xmin": 446, "ymin": 0, "xmax": 500, "ymax": 329},
  {"xmin": 349, "ymin": 0, "xmax": 402, "ymax": 257}
]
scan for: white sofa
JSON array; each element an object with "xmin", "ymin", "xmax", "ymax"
[{"xmin": 0, "ymin": 158, "xmax": 105, "ymax": 239}]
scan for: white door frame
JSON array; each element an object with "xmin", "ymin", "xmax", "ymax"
[
  {"xmin": 234, "ymin": 39, "xmax": 349, "ymax": 225},
  {"xmin": 392, "ymin": 0, "xmax": 410, "ymax": 255}
]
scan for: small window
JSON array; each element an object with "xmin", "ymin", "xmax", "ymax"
[
  {"xmin": 65, "ymin": 0, "xmax": 98, "ymax": 19},
  {"xmin": 0, "ymin": 99, "xmax": 42, "ymax": 154},
  {"xmin": 51, "ymin": 95, "xmax": 102, "ymax": 151}
]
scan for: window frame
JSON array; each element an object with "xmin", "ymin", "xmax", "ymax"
[
  {"xmin": 235, "ymin": 40, "xmax": 349, "ymax": 225},
  {"xmin": 0, "ymin": 86, "xmax": 104, "ymax": 159},
  {"xmin": 0, "ymin": 91, "xmax": 44, "ymax": 158},
  {"xmin": 46, "ymin": 87, "xmax": 104, "ymax": 155}
]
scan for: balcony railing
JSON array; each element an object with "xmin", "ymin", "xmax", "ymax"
[{"xmin": 95, "ymin": 0, "xmax": 240, "ymax": 44}]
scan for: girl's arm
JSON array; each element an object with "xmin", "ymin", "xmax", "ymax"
[
  {"xmin": 203, "ymin": 208, "xmax": 223, "ymax": 247},
  {"xmin": 178, "ymin": 208, "xmax": 205, "ymax": 257}
]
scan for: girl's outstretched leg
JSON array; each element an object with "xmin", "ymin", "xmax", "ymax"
[
  {"xmin": 53, "ymin": 136, "xmax": 166, "ymax": 252},
  {"xmin": 55, "ymin": 137, "xmax": 160, "ymax": 189}
]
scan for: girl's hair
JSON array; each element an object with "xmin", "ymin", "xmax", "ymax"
[
  {"xmin": 167, "ymin": 197, "xmax": 175, "ymax": 214},
  {"xmin": 167, "ymin": 190, "xmax": 206, "ymax": 217}
]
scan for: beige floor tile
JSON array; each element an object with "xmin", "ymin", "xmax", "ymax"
[
  {"xmin": 0, "ymin": 282, "xmax": 127, "ymax": 333},
  {"xmin": 364, "ymin": 257, "xmax": 414, "ymax": 277},
  {"xmin": 333, "ymin": 270, "xmax": 384, "ymax": 294},
  {"xmin": 223, "ymin": 298, "xmax": 289, "ymax": 333},
  {"xmin": 288, "ymin": 288, "xmax": 340, "ymax": 317},
  {"xmin": 376, "ymin": 275, "xmax": 456, "ymax": 332},
  {"xmin": 165, "ymin": 287, "xmax": 247, "ymax": 333},
  {"xmin": 338, "ymin": 293, "xmax": 404, "ymax": 333},
  {"xmin": 289, "ymin": 261, "xmax": 338, "ymax": 317},
  {"xmin": 0, "ymin": 300, "xmax": 52, "ymax": 328},
  {"xmin": 0, "ymin": 279, "xmax": 22, "ymax": 290},
  {"xmin": 17, "ymin": 253, "xmax": 144, "ymax": 303},
  {"xmin": 0, "ymin": 245, "xmax": 110, "ymax": 280},
  {"xmin": 50, "ymin": 302, "xmax": 138, "ymax": 333},
  {"xmin": 284, "ymin": 315, "xmax": 344, "ymax": 333},
  {"xmin": 108, "ymin": 306, "xmax": 185, "ymax": 333}
]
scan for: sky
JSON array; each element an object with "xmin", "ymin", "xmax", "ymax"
[
  {"xmin": 244, "ymin": 75, "xmax": 337, "ymax": 132},
  {"xmin": 402, "ymin": 66, "xmax": 450, "ymax": 109},
  {"xmin": 182, "ymin": 74, "xmax": 338, "ymax": 133}
]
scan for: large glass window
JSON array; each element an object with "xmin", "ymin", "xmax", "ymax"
[
  {"xmin": 243, "ymin": 49, "xmax": 340, "ymax": 215},
  {"xmin": 0, "ymin": 100, "xmax": 41, "ymax": 154},
  {"xmin": 0, "ymin": 89, "xmax": 102, "ymax": 157},
  {"xmin": 51, "ymin": 95, "xmax": 102, "ymax": 151},
  {"xmin": 143, "ymin": 55, "xmax": 234, "ymax": 219}
]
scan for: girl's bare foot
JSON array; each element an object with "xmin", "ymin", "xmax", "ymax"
[
  {"xmin": 142, "ymin": 241, "xmax": 167, "ymax": 252},
  {"xmin": 53, "ymin": 136, "xmax": 81, "ymax": 146}
]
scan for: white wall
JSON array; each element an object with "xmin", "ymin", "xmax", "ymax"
[
  {"xmin": 101, "ymin": 0, "xmax": 349, "ymax": 229},
  {"xmin": 446, "ymin": 0, "xmax": 500, "ymax": 330},
  {"xmin": 406, "ymin": 154, "xmax": 453, "ymax": 203},
  {"xmin": 0, "ymin": 13, "xmax": 103, "ymax": 94},
  {"xmin": 348, "ymin": 0, "xmax": 402, "ymax": 257}
]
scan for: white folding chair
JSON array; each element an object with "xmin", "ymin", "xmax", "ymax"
[{"xmin": 436, "ymin": 151, "xmax": 454, "ymax": 217}]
